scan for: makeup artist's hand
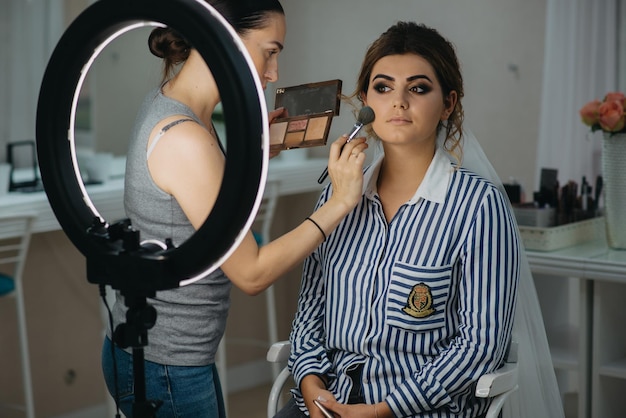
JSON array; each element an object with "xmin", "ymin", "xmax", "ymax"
[
  {"xmin": 269, "ymin": 106, "xmax": 288, "ymax": 123},
  {"xmin": 268, "ymin": 107, "xmax": 289, "ymax": 159},
  {"xmin": 326, "ymin": 134, "xmax": 368, "ymax": 210}
]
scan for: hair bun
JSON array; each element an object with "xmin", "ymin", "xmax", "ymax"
[{"xmin": 148, "ymin": 27, "xmax": 189, "ymax": 62}]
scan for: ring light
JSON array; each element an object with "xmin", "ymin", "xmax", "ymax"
[{"xmin": 36, "ymin": 0, "xmax": 269, "ymax": 295}]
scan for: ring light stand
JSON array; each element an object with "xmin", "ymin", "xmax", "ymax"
[{"xmin": 35, "ymin": 0, "xmax": 269, "ymax": 416}]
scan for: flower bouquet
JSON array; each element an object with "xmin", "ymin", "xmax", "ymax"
[
  {"xmin": 579, "ymin": 91, "xmax": 626, "ymax": 135},
  {"xmin": 580, "ymin": 91, "xmax": 626, "ymax": 249}
]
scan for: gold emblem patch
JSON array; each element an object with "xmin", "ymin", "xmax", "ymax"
[{"xmin": 402, "ymin": 283, "xmax": 435, "ymax": 318}]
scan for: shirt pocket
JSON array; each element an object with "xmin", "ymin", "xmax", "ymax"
[{"xmin": 386, "ymin": 262, "xmax": 453, "ymax": 332}]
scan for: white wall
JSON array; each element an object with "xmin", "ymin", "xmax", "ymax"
[
  {"xmin": 277, "ymin": 0, "xmax": 547, "ymax": 195},
  {"xmin": 0, "ymin": 0, "xmax": 547, "ymax": 195},
  {"xmin": 89, "ymin": 26, "xmax": 161, "ymax": 156}
]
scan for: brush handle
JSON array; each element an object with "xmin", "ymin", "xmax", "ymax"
[{"xmin": 317, "ymin": 123, "xmax": 364, "ymax": 184}]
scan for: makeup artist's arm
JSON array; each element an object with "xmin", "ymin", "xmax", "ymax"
[
  {"xmin": 221, "ymin": 134, "xmax": 367, "ymax": 294},
  {"xmin": 149, "ymin": 122, "xmax": 367, "ymax": 295}
]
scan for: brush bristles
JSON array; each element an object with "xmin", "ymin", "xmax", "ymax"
[{"xmin": 357, "ymin": 106, "xmax": 376, "ymax": 125}]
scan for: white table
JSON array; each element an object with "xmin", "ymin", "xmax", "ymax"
[
  {"xmin": 526, "ymin": 234, "xmax": 626, "ymax": 418},
  {"xmin": 0, "ymin": 157, "xmax": 329, "ymax": 234}
]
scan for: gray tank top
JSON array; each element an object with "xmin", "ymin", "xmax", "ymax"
[{"xmin": 111, "ymin": 87, "xmax": 231, "ymax": 366}]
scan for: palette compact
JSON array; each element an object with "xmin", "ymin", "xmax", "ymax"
[{"xmin": 269, "ymin": 79, "xmax": 342, "ymax": 151}]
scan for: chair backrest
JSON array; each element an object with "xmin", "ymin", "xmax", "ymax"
[
  {"xmin": 253, "ymin": 180, "xmax": 280, "ymax": 245},
  {"xmin": 216, "ymin": 180, "xmax": 282, "ymax": 412},
  {"xmin": 475, "ymin": 338, "xmax": 519, "ymax": 418},
  {"xmin": 0, "ymin": 214, "xmax": 36, "ymax": 288},
  {"xmin": 0, "ymin": 213, "xmax": 37, "ymax": 418}
]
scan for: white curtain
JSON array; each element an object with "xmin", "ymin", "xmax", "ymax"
[
  {"xmin": 0, "ymin": 0, "xmax": 63, "ymax": 160},
  {"xmin": 620, "ymin": 2, "xmax": 626, "ymax": 91},
  {"xmin": 536, "ymin": 0, "xmax": 619, "ymax": 189}
]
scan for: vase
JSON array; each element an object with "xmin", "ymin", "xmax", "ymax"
[{"xmin": 602, "ymin": 132, "xmax": 626, "ymax": 249}]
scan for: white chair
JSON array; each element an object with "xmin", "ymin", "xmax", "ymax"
[
  {"xmin": 216, "ymin": 180, "xmax": 281, "ymax": 409},
  {"xmin": 266, "ymin": 338, "xmax": 519, "ymax": 418},
  {"xmin": 475, "ymin": 338, "xmax": 519, "ymax": 418},
  {"xmin": 266, "ymin": 341, "xmax": 293, "ymax": 418},
  {"xmin": 0, "ymin": 213, "xmax": 36, "ymax": 418}
]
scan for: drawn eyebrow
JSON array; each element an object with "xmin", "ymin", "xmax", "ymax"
[
  {"xmin": 407, "ymin": 74, "xmax": 432, "ymax": 83},
  {"xmin": 372, "ymin": 74, "xmax": 394, "ymax": 81},
  {"xmin": 372, "ymin": 74, "xmax": 433, "ymax": 83}
]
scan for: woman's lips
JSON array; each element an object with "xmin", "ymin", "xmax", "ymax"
[{"xmin": 387, "ymin": 117, "xmax": 411, "ymax": 124}]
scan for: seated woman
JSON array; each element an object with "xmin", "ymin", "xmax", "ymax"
[{"xmin": 278, "ymin": 22, "xmax": 522, "ymax": 418}]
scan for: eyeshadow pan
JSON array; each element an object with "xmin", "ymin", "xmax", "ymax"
[
  {"xmin": 287, "ymin": 119, "xmax": 308, "ymax": 132},
  {"xmin": 269, "ymin": 122, "xmax": 288, "ymax": 145},
  {"xmin": 284, "ymin": 131, "xmax": 305, "ymax": 148},
  {"xmin": 304, "ymin": 116, "xmax": 329, "ymax": 141}
]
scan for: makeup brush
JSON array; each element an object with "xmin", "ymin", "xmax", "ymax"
[{"xmin": 317, "ymin": 106, "xmax": 375, "ymax": 184}]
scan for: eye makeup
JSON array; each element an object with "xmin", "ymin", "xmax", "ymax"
[{"xmin": 270, "ymin": 79, "xmax": 342, "ymax": 151}]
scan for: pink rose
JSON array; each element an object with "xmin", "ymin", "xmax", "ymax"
[
  {"xmin": 598, "ymin": 99, "xmax": 625, "ymax": 132},
  {"xmin": 604, "ymin": 92, "xmax": 626, "ymax": 103},
  {"xmin": 579, "ymin": 100, "xmax": 601, "ymax": 126}
]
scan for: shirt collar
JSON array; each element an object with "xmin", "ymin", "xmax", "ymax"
[{"xmin": 363, "ymin": 147, "xmax": 453, "ymax": 205}]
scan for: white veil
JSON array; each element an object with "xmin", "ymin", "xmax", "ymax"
[{"xmin": 439, "ymin": 128, "xmax": 565, "ymax": 418}]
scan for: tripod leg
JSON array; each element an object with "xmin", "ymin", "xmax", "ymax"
[
  {"xmin": 131, "ymin": 346, "xmax": 162, "ymax": 417},
  {"xmin": 113, "ymin": 294, "xmax": 162, "ymax": 418}
]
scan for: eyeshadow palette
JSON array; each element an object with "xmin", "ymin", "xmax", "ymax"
[{"xmin": 269, "ymin": 79, "xmax": 342, "ymax": 151}]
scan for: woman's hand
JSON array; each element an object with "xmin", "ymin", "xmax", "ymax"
[
  {"xmin": 301, "ymin": 375, "xmax": 335, "ymax": 418},
  {"xmin": 326, "ymin": 134, "xmax": 368, "ymax": 211},
  {"xmin": 314, "ymin": 399, "xmax": 393, "ymax": 418}
]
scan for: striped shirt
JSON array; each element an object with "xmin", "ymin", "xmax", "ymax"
[{"xmin": 288, "ymin": 148, "xmax": 520, "ymax": 417}]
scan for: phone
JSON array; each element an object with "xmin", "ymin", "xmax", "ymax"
[{"xmin": 313, "ymin": 399, "xmax": 335, "ymax": 418}]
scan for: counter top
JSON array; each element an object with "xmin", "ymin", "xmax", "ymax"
[
  {"xmin": 0, "ymin": 157, "xmax": 328, "ymax": 234},
  {"xmin": 526, "ymin": 233, "xmax": 626, "ymax": 283}
]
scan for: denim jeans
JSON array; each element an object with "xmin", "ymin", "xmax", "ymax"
[
  {"xmin": 274, "ymin": 398, "xmax": 308, "ymax": 418},
  {"xmin": 102, "ymin": 337, "xmax": 225, "ymax": 418}
]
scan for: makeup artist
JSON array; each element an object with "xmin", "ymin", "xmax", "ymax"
[
  {"xmin": 100, "ymin": 1, "xmax": 368, "ymax": 416},
  {"xmin": 279, "ymin": 22, "xmax": 528, "ymax": 418}
]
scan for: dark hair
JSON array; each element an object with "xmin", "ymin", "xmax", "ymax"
[
  {"xmin": 352, "ymin": 21, "xmax": 465, "ymax": 162},
  {"xmin": 148, "ymin": 0, "xmax": 284, "ymax": 83}
]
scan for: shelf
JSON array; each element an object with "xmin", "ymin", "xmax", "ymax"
[
  {"xmin": 528, "ymin": 238, "xmax": 626, "ymax": 418},
  {"xmin": 599, "ymin": 358, "xmax": 626, "ymax": 380},
  {"xmin": 552, "ymin": 346, "xmax": 579, "ymax": 371},
  {"xmin": 548, "ymin": 326, "xmax": 580, "ymax": 371}
]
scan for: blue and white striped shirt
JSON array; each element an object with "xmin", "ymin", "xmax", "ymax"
[{"xmin": 289, "ymin": 148, "xmax": 520, "ymax": 417}]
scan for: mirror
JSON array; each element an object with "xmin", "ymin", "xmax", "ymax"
[{"xmin": 6, "ymin": 140, "xmax": 40, "ymax": 192}]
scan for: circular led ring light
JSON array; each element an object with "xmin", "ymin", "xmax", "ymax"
[{"xmin": 36, "ymin": 0, "xmax": 269, "ymax": 293}]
